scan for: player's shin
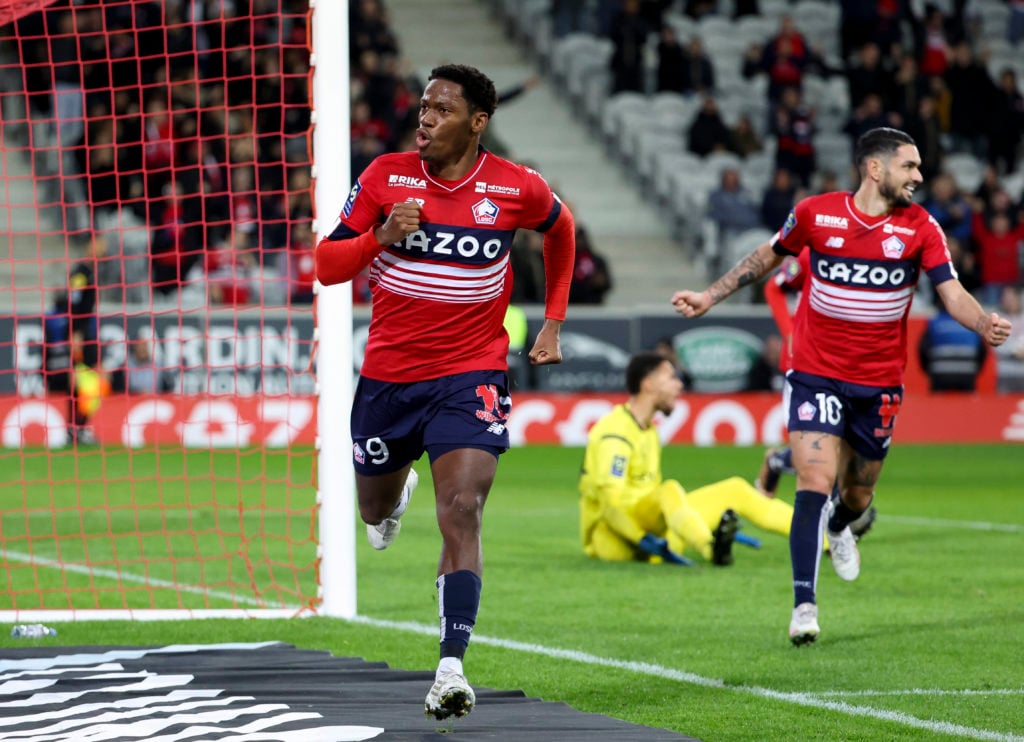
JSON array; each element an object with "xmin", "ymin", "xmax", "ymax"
[{"xmin": 790, "ymin": 490, "xmax": 829, "ymax": 606}]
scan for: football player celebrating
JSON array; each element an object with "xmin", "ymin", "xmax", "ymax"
[
  {"xmin": 672, "ymin": 127, "xmax": 1012, "ymax": 645},
  {"xmin": 316, "ymin": 64, "xmax": 575, "ymax": 719}
]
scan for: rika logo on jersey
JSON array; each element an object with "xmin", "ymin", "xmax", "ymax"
[
  {"xmin": 472, "ymin": 197, "xmax": 500, "ymax": 225},
  {"xmin": 881, "ymin": 235, "xmax": 906, "ymax": 259},
  {"xmin": 342, "ymin": 181, "xmax": 361, "ymax": 217},
  {"xmin": 388, "ymin": 174, "xmax": 427, "ymax": 189},
  {"xmin": 815, "ymin": 214, "xmax": 849, "ymax": 229}
]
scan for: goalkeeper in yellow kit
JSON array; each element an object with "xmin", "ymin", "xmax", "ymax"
[{"xmin": 579, "ymin": 351, "xmax": 798, "ymax": 566}]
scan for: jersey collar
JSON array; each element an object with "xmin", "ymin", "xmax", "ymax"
[{"xmin": 419, "ymin": 146, "xmax": 489, "ymax": 193}]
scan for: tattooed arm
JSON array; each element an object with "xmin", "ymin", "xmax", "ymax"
[{"xmin": 672, "ymin": 240, "xmax": 784, "ymax": 318}]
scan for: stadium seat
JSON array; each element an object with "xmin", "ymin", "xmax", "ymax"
[
  {"xmin": 634, "ymin": 129, "xmax": 687, "ymax": 189},
  {"xmin": 815, "ymin": 132, "xmax": 853, "ymax": 174},
  {"xmin": 565, "ymin": 38, "xmax": 614, "ymax": 111},
  {"xmin": 652, "ymin": 150, "xmax": 703, "ymax": 210},
  {"xmin": 1002, "ymin": 171, "xmax": 1024, "ymax": 203},
  {"xmin": 943, "ymin": 153, "xmax": 985, "ymax": 194},
  {"xmin": 600, "ymin": 91, "xmax": 649, "ymax": 150}
]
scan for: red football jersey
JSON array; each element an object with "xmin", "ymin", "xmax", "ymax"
[
  {"xmin": 773, "ymin": 191, "xmax": 956, "ymax": 386},
  {"xmin": 329, "ymin": 150, "xmax": 564, "ymax": 382}
]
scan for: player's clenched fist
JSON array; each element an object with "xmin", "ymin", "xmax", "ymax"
[
  {"xmin": 671, "ymin": 289, "xmax": 713, "ymax": 318},
  {"xmin": 375, "ymin": 199, "xmax": 422, "ymax": 245}
]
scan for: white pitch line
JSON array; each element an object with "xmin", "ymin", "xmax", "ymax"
[
  {"xmin": 809, "ymin": 689, "xmax": 1024, "ymax": 698},
  {"xmin": 350, "ymin": 615, "xmax": 1024, "ymax": 742},
  {"xmin": 882, "ymin": 515, "xmax": 1024, "ymax": 534},
  {"xmin": 1, "ymin": 550, "xmax": 293, "ymax": 610}
]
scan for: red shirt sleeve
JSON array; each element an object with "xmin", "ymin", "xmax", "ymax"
[
  {"xmin": 314, "ymin": 159, "xmax": 388, "ymax": 285},
  {"xmin": 541, "ymin": 202, "xmax": 575, "ymax": 321}
]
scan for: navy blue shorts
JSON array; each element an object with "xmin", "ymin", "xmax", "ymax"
[
  {"xmin": 350, "ymin": 370, "xmax": 511, "ymax": 476},
  {"xmin": 785, "ymin": 370, "xmax": 904, "ymax": 461}
]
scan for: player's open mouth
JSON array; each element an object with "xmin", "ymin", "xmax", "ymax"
[{"xmin": 416, "ymin": 129, "xmax": 431, "ymax": 148}]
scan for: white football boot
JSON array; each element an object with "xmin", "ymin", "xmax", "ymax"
[
  {"xmin": 789, "ymin": 602, "xmax": 820, "ymax": 646},
  {"xmin": 425, "ymin": 670, "xmax": 476, "ymax": 720},
  {"xmin": 366, "ymin": 468, "xmax": 418, "ymax": 550},
  {"xmin": 826, "ymin": 525, "xmax": 861, "ymax": 581}
]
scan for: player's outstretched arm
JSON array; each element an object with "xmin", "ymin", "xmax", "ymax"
[
  {"xmin": 528, "ymin": 318, "xmax": 563, "ymax": 365},
  {"xmin": 935, "ymin": 280, "xmax": 1013, "ymax": 347},
  {"xmin": 672, "ymin": 240, "xmax": 782, "ymax": 317}
]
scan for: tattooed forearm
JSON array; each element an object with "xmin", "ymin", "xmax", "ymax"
[{"xmin": 707, "ymin": 250, "xmax": 773, "ymax": 305}]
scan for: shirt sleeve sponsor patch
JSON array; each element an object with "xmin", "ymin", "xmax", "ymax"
[
  {"xmin": 342, "ymin": 180, "xmax": 362, "ymax": 218},
  {"xmin": 610, "ymin": 454, "xmax": 626, "ymax": 478},
  {"xmin": 781, "ymin": 210, "xmax": 797, "ymax": 240}
]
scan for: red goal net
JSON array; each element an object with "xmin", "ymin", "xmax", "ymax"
[{"xmin": 0, "ymin": 0, "xmax": 320, "ymax": 617}]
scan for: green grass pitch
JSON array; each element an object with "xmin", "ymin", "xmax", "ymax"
[{"xmin": 2, "ymin": 443, "xmax": 1022, "ymax": 740}]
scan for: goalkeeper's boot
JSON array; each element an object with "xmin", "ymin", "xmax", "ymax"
[
  {"xmin": 789, "ymin": 602, "xmax": 820, "ymax": 646},
  {"xmin": 826, "ymin": 524, "xmax": 860, "ymax": 581},
  {"xmin": 755, "ymin": 447, "xmax": 788, "ymax": 497},
  {"xmin": 366, "ymin": 468, "xmax": 418, "ymax": 551},
  {"xmin": 711, "ymin": 509, "xmax": 739, "ymax": 566},
  {"xmin": 425, "ymin": 670, "xmax": 475, "ymax": 720},
  {"xmin": 849, "ymin": 505, "xmax": 878, "ymax": 542}
]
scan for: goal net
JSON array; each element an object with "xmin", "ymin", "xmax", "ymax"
[{"xmin": 0, "ymin": 0, "xmax": 353, "ymax": 620}]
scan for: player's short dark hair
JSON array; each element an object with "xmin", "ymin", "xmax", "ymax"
[
  {"xmin": 853, "ymin": 127, "xmax": 916, "ymax": 171},
  {"xmin": 626, "ymin": 352, "xmax": 669, "ymax": 395},
  {"xmin": 429, "ymin": 64, "xmax": 498, "ymax": 117}
]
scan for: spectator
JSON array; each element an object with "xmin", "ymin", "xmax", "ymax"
[
  {"xmin": 916, "ymin": 4, "xmax": 951, "ymax": 78},
  {"xmin": 760, "ymin": 168, "xmax": 797, "ymax": 231},
  {"xmin": 918, "ymin": 307, "xmax": 987, "ymax": 392},
  {"xmin": 988, "ymin": 68, "xmax": 1024, "ymax": 175},
  {"xmin": 569, "ymin": 226, "xmax": 613, "ymax": 304},
  {"xmin": 944, "ymin": 40, "xmax": 995, "ymax": 158},
  {"xmin": 551, "ymin": 0, "xmax": 591, "ymax": 38},
  {"xmin": 994, "ymin": 286, "xmax": 1024, "ymax": 392},
  {"xmin": 971, "ymin": 208, "xmax": 1024, "ymax": 307},
  {"xmin": 688, "ymin": 95, "xmax": 733, "ymax": 156},
  {"xmin": 945, "ymin": 236, "xmax": 982, "ymax": 298},
  {"xmin": 843, "ymin": 92, "xmax": 891, "ymax": 145},
  {"xmin": 889, "ymin": 53, "xmax": 927, "ymax": 124},
  {"xmin": 123, "ymin": 338, "xmax": 172, "ymax": 394},
  {"xmin": 747, "ymin": 334, "xmax": 785, "ymax": 392},
  {"xmin": 922, "ymin": 172, "xmax": 972, "ymax": 246},
  {"xmin": 903, "ymin": 94, "xmax": 944, "ymax": 180},
  {"xmin": 655, "ymin": 26, "xmax": 687, "ymax": 93},
  {"xmin": 286, "ymin": 221, "xmax": 316, "ymax": 304},
  {"xmin": 707, "ymin": 167, "xmax": 762, "ymax": 246},
  {"xmin": 771, "ymin": 86, "xmax": 816, "ymax": 187},
  {"xmin": 609, "ymin": 0, "xmax": 651, "ymax": 94},
  {"xmin": 760, "ymin": 15, "xmax": 809, "ymax": 103},
  {"xmin": 510, "ymin": 229, "xmax": 547, "ymax": 304},
  {"xmin": 729, "ymin": 113, "xmax": 763, "ymax": 158},
  {"xmin": 845, "ymin": 42, "xmax": 890, "ymax": 111},
  {"xmin": 677, "ymin": 36, "xmax": 716, "ymax": 97}
]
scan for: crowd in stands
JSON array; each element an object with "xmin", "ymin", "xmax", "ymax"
[
  {"xmin": 14, "ymin": 0, "xmax": 313, "ymax": 307},
  {"xmin": 552, "ymin": 0, "xmax": 1024, "ymax": 314}
]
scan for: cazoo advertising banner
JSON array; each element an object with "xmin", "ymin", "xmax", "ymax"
[{"xmin": 2, "ymin": 310, "xmax": 1020, "ymax": 447}]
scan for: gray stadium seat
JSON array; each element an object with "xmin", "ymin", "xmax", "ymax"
[{"xmin": 942, "ymin": 153, "xmax": 985, "ymax": 193}]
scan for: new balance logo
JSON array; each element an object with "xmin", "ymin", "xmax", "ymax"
[
  {"xmin": 486, "ymin": 422, "xmax": 506, "ymax": 435},
  {"xmin": 825, "ymin": 236, "xmax": 845, "ymax": 248},
  {"xmin": 815, "ymin": 214, "xmax": 849, "ymax": 229}
]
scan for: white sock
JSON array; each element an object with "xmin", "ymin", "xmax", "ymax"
[{"xmin": 437, "ymin": 656, "xmax": 463, "ymax": 678}]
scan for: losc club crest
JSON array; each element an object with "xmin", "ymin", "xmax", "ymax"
[
  {"xmin": 471, "ymin": 197, "xmax": 499, "ymax": 225},
  {"xmin": 881, "ymin": 235, "xmax": 905, "ymax": 259}
]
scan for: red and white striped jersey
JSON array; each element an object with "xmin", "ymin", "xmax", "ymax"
[
  {"xmin": 773, "ymin": 191, "xmax": 955, "ymax": 386},
  {"xmin": 329, "ymin": 149, "xmax": 563, "ymax": 382}
]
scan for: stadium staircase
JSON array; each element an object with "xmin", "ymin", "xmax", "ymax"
[{"xmin": 386, "ymin": 0, "xmax": 709, "ymax": 309}]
